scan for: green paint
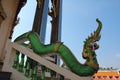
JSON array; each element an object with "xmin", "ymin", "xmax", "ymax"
[
  {"xmin": 40, "ymin": 66, "xmax": 46, "ymax": 80},
  {"xmin": 14, "ymin": 19, "xmax": 102, "ymax": 76},
  {"xmin": 18, "ymin": 54, "xmax": 24, "ymax": 72},
  {"xmin": 32, "ymin": 66, "xmax": 37, "ymax": 80},
  {"xmin": 13, "ymin": 51, "xmax": 20, "ymax": 69},
  {"xmin": 25, "ymin": 60, "xmax": 30, "ymax": 77}
]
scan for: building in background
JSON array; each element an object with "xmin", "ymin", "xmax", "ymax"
[{"xmin": 93, "ymin": 69, "xmax": 120, "ymax": 79}]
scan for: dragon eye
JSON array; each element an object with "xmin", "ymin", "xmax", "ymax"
[
  {"xmin": 94, "ymin": 43, "xmax": 97, "ymax": 47},
  {"xmin": 94, "ymin": 43, "xmax": 99, "ymax": 49}
]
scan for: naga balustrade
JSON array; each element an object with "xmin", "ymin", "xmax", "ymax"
[{"xmin": 2, "ymin": 39, "xmax": 92, "ymax": 80}]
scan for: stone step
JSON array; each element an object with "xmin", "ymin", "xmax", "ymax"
[{"xmin": 0, "ymin": 71, "xmax": 12, "ymax": 80}]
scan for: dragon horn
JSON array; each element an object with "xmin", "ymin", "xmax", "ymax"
[
  {"xmin": 84, "ymin": 18, "xmax": 102, "ymax": 43},
  {"xmin": 92, "ymin": 18, "xmax": 102, "ymax": 42}
]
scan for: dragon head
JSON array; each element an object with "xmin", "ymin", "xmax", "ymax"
[{"xmin": 82, "ymin": 18, "xmax": 102, "ymax": 72}]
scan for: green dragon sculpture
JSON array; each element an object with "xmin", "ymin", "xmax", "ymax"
[{"xmin": 13, "ymin": 18, "xmax": 102, "ymax": 76}]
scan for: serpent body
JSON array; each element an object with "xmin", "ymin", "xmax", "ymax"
[{"xmin": 14, "ymin": 19, "xmax": 102, "ymax": 76}]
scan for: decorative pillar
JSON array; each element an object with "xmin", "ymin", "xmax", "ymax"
[
  {"xmin": 32, "ymin": 0, "xmax": 49, "ymax": 43},
  {"xmin": 48, "ymin": 0, "xmax": 62, "ymax": 65}
]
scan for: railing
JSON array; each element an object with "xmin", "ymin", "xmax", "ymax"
[{"xmin": 2, "ymin": 39, "xmax": 92, "ymax": 80}]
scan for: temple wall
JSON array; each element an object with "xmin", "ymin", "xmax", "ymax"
[{"xmin": 0, "ymin": 0, "xmax": 19, "ymax": 60}]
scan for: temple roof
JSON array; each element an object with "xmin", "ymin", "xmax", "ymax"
[{"xmin": 94, "ymin": 70, "xmax": 120, "ymax": 76}]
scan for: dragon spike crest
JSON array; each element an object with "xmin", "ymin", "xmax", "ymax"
[
  {"xmin": 84, "ymin": 18, "xmax": 102, "ymax": 50},
  {"xmin": 82, "ymin": 19, "xmax": 102, "ymax": 71}
]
